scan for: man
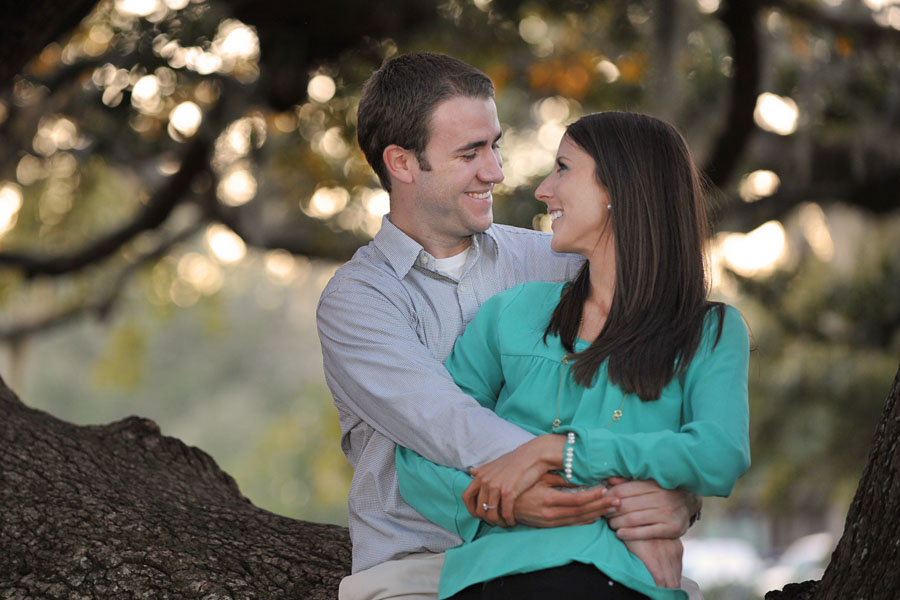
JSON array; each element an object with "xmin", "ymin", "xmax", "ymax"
[{"xmin": 317, "ymin": 52, "xmax": 699, "ymax": 599}]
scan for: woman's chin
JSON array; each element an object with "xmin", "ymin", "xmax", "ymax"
[{"xmin": 550, "ymin": 237, "xmax": 571, "ymax": 255}]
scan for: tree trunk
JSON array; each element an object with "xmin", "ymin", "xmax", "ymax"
[
  {"xmin": 0, "ymin": 377, "xmax": 350, "ymax": 599},
  {"xmin": 4, "ymin": 359, "xmax": 900, "ymax": 598},
  {"xmin": 766, "ymin": 361, "xmax": 900, "ymax": 599}
]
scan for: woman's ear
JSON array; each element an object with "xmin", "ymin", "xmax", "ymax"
[{"xmin": 383, "ymin": 145, "xmax": 416, "ymax": 185}]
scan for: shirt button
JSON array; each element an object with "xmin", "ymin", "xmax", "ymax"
[
  {"xmin": 459, "ymin": 284, "xmax": 466, "ymax": 292},
  {"xmin": 419, "ymin": 255, "xmax": 428, "ymax": 266}
]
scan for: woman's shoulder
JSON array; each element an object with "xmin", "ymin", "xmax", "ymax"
[
  {"xmin": 488, "ymin": 281, "xmax": 565, "ymax": 313},
  {"xmin": 475, "ymin": 281, "xmax": 564, "ymax": 336},
  {"xmin": 702, "ymin": 302, "xmax": 749, "ymax": 349}
]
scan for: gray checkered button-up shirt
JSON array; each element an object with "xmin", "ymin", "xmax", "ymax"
[{"xmin": 317, "ymin": 216, "xmax": 581, "ymax": 573}]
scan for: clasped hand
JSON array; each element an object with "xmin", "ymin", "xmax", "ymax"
[
  {"xmin": 462, "ymin": 438, "xmax": 696, "ymax": 589},
  {"xmin": 462, "ymin": 434, "xmax": 608, "ymax": 528}
]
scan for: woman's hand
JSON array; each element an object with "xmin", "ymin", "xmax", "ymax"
[
  {"xmin": 463, "ymin": 434, "xmax": 566, "ymax": 527},
  {"xmin": 624, "ymin": 538, "xmax": 683, "ymax": 588},
  {"xmin": 513, "ymin": 473, "xmax": 620, "ymax": 528},
  {"xmin": 604, "ymin": 477, "xmax": 700, "ymax": 539}
]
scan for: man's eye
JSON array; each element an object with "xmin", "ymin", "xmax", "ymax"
[{"xmin": 462, "ymin": 153, "xmax": 477, "ymax": 160}]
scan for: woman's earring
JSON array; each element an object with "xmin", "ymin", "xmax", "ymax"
[{"xmin": 607, "ymin": 204, "xmax": 612, "ymax": 210}]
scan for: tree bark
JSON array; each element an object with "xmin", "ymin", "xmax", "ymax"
[
  {"xmin": 0, "ymin": 377, "xmax": 350, "ymax": 599},
  {"xmin": 766, "ymin": 360, "xmax": 900, "ymax": 599},
  {"xmin": 3, "ymin": 363, "xmax": 900, "ymax": 597}
]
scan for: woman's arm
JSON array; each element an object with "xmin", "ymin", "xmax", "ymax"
[
  {"xmin": 464, "ymin": 306, "xmax": 750, "ymax": 521},
  {"xmin": 560, "ymin": 306, "xmax": 751, "ymax": 496},
  {"xmin": 396, "ymin": 446, "xmax": 481, "ymax": 541}
]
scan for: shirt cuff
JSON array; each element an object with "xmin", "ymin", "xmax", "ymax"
[{"xmin": 450, "ymin": 469, "xmax": 481, "ymax": 542}]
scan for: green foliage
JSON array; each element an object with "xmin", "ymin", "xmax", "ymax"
[
  {"xmin": 91, "ymin": 322, "xmax": 148, "ymax": 390},
  {"xmin": 2, "ymin": 0, "xmax": 899, "ymax": 564},
  {"xmin": 728, "ymin": 209, "xmax": 900, "ymax": 515}
]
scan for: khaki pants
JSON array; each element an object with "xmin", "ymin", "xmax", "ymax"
[
  {"xmin": 339, "ymin": 552, "xmax": 444, "ymax": 600},
  {"xmin": 339, "ymin": 552, "xmax": 703, "ymax": 600}
]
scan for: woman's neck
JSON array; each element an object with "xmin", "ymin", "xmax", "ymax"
[{"xmin": 579, "ymin": 249, "xmax": 616, "ymax": 342}]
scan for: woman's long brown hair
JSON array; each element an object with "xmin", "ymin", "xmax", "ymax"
[{"xmin": 544, "ymin": 112, "xmax": 724, "ymax": 401}]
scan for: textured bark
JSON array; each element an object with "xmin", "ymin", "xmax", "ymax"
[
  {"xmin": 0, "ymin": 378, "xmax": 350, "ymax": 599},
  {"xmin": 766, "ymin": 361, "xmax": 900, "ymax": 599}
]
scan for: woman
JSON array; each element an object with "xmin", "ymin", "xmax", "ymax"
[{"xmin": 395, "ymin": 112, "xmax": 750, "ymax": 600}]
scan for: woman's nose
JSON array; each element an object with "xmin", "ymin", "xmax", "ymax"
[{"xmin": 535, "ymin": 176, "xmax": 552, "ymax": 204}]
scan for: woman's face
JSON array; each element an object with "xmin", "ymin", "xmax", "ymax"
[{"xmin": 535, "ymin": 135, "xmax": 612, "ymax": 259}]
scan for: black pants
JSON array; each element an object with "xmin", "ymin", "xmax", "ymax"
[{"xmin": 447, "ymin": 562, "xmax": 651, "ymax": 600}]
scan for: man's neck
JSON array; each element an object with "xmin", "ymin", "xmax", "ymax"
[{"xmin": 387, "ymin": 214, "xmax": 474, "ymax": 259}]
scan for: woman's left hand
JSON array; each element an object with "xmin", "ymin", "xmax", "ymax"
[{"xmin": 463, "ymin": 434, "xmax": 566, "ymax": 527}]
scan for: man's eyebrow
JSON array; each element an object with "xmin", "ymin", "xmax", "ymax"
[{"xmin": 453, "ymin": 132, "xmax": 503, "ymax": 153}]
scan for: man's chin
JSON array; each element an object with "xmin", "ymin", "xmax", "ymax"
[{"xmin": 471, "ymin": 214, "xmax": 493, "ymax": 233}]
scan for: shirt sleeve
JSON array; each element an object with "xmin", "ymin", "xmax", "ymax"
[
  {"xmin": 559, "ymin": 306, "xmax": 751, "ymax": 497},
  {"xmin": 393, "ymin": 292, "xmax": 512, "ymax": 537},
  {"xmin": 317, "ymin": 277, "xmax": 532, "ymax": 471}
]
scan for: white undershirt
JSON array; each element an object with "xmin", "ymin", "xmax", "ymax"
[{"xmin": 433, "ymin": 247, "xmax": 470, "ymax": 280}]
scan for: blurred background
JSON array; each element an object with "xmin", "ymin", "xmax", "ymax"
[{"xmin": 1, "ymin": 0, "xmax": 898, "ymax": 597}]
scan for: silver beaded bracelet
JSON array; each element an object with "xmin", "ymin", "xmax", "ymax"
[{"xmin": 564, "ymin": 432, "xmax": 576, "ymax": 481}]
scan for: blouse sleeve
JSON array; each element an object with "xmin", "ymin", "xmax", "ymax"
[
  {"xmin": 395, "ymin": 291, "xmax": 512, "ymax": 536},
  {"xmin": 395, "ymin": 446, "xmax": 481, "ymax": 541},
  {"xmin": 559, "ymin": 306, "xmax": 751, "ymax": 497}
]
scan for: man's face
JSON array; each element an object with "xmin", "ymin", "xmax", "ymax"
[{"xmin": 411, "ymin": 95, "xmax": 504, "ymax": 254}]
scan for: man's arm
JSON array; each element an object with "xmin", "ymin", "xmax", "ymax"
[{"xmin": 317, "ymin": 279, "xmax": 532, "ymax": 470}]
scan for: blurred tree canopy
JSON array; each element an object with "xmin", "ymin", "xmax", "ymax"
[{"xmin": 1, "ymin": 0, "xmax": 898, "ymax": 536}]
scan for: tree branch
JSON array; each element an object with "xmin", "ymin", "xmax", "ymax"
[
  {"xmin": 717, "ymin": 167, "xmax": 900, "ymax": 232},
  {"xmin": 0, "ymin": 379, "xmax": 350, "ymax": 598},
  {"xmin": 760, "ymin": 0, "xmax": 900, "ymax": 45},
  {"xmin": 0, "ymin": 137, "xmax": 210, "ymax": 278},
  {"xmin": 0, "ymin": 0, "xmax": 100, "ymax": 91},
  {"xmin": 703, "ymin": 0, "xmax": 763, "ymax": 188},
  {"xmin": 0, "ymin": 222, "xmax": 202, "ymax": 343}
]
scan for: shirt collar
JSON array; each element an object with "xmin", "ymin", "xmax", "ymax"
[{"xmin": 372, "ymin": 215, "xmax": 498, "ymax": 279}]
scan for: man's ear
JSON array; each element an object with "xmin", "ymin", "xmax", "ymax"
[{"xmin": 383, "ymin": 144, "xmax": 416, "ymax": 185}]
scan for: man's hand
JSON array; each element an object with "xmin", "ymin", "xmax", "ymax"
[
  {"xmin": 623, "ymin": 539, "xmax": 683, "ymax": 588},
  {"xmin": 511, "ymin": 474, "xmax": 619, "ymax": 528},
  {"xmin": 604, "ymin": 477, "xmax": 701, "ymax": 540}
]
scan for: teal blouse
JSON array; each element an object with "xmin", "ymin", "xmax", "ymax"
[{"xmin": 396, "ymin": 281, "xmax": 751, "ymax": 599}]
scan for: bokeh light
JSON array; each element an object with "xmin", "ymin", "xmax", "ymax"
[
  {"xmin": 797, "ymin": 203, "xmax": 835, "ymax": 262},
  {"xmin": 717, "ymin": 220, "xmax": 788, "ymax": 277},
  {"xmin": 0, "ymin": 182, "xmax": 24, "ymax": 236},
  {"xmin": 361, "ymin": 188, "xmax": 390, "ymax": 217},
  {"xmin": 304, "ymin": 187, "xmax": 349, "ymax": 219},
  {"xmin": 213, "ymin": 20, "xmax": 260, "ymax": 62},
  {"xmin": 205, "ymin": 224, "xmax": 247, "ymax": 263},
  {"xmin": 308, "ymin": 75, "xmax": 336, "ymax": 103},
  {"xmin": 131, "ymin": 74, "xmax": 162, "ymax": 114},
  {"xmin": 739, "ymin": 170, "xmax": 781, "ymax": 202},
  {"xmin": 33, "ymin": 115, "xmax": 79, "ymax": 156},
  {"xmin": 177, "ymin": 252, "xmax": 224, "ymax": 295},
  {"xmin": 115, "ymin": 0, "xmax": 160, "ymax": 17},
  {"xmin": 264, "ymin": 249, "xmax": 298, "ymax": 283},
  {"xmin": 754, "ymin": 93, "xmax": 799, "ymax": 135},
  {"xmin": 169, "ymin": 101, "xmax": 202, "ymax": 139},
  {"xmin": 217, "ymin": 168, "xmax": 257, "ymax": 207},
  {"xmin": 697, "ymin": 0, "xmax": 721, "ymax": 14}
]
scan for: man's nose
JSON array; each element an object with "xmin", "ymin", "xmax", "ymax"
[{"xmin": 478, "ymin": 149, "xmax": 504, "ymax": 183}]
